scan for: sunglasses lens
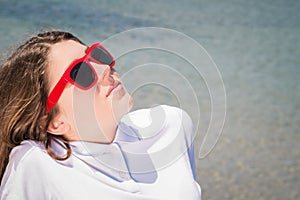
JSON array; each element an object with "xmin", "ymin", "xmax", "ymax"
[
  {"xmin": 90, "ymin": 47, "xmax": 113, "ymax": 65},
  {"xmin": 70, "ymin": 62, "xmax": 95, "ymax": 88}
]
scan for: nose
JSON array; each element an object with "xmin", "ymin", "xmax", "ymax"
[{"xmin": 98, "ymin": 66, "xmax": 115, "ymax": 86}]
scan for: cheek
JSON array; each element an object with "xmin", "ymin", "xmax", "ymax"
[
  {"xmin": 94, "ymin": 89, "xmax": 111, "ymax": 115},
  {"xmin": 57, "ymin": 87, "xmax": 74, "ymax": 114}
]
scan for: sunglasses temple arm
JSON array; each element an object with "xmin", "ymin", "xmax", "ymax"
[{"xmin": 46, "ymin": 78, "xmax": 68, "ymax": 113}]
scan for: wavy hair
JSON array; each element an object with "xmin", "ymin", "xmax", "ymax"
[{"xmin": 0, "ymin": 31, "xmax": 83, "ymax": 184}]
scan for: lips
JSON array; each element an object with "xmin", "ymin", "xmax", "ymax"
[{"xmin": 106, "ymin": 81, "xmax": 121, "ymax": 97}]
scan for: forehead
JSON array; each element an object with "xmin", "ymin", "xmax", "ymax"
[{"xmin": 47, "ymin": 40, "xmax": 87, "ymax": 87}]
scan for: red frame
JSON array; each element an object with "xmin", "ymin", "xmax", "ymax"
[{"xmin": 46, "ymin": 43, "xmax": 115, "ymax": 113}]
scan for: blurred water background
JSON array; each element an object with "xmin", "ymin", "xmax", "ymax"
[{"xmin": 0, "ymin": 0, "xmax": 299, "ymax": 199}]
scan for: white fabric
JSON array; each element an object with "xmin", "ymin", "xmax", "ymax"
[{"xmin": 0, "ymin": 105, "xmax": 201, "ymax": 200}]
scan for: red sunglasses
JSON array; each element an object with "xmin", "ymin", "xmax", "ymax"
[{"xmin": 46, "ymin": 43, "xmax": 115, "ymax": 113}]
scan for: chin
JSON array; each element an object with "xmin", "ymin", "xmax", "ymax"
[
  {"xmin": 127, "ymin": 95, "xmax": 133, "ymax": 111},
  {"xmin": 111, "ymin": 94, "xmax": 132, "ymax": 122}
]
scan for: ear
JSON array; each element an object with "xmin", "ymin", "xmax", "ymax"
[{"xmin": 47, "ymin": 113, "xmax": 71, "ymax": 135}]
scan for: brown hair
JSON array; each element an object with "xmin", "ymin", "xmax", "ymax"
[{"xmin": 0, "ymin": 31, "xmax": 83, "ymax": 184}]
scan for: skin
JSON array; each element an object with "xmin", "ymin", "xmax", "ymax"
[{"xmin": 46, "ymin": 40, "xmax": 133, "ymax": 143}]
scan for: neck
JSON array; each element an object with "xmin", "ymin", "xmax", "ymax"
[
  {"xmin": 67, "ymin": 118, "xmax": 119, "ymax": 144},
  {"xmin": 100, "ymin": 122, "xmax": 118, "ymax": 144}
]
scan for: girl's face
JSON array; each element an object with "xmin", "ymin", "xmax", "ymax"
[{"xmin": 47, "ymin": 40, "xmax": 132, "ymax": 143}]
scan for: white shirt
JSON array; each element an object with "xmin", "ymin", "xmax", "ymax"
[{"xmin": 0, "ymin": 105, "xmax": 201, "ymax": 199}]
